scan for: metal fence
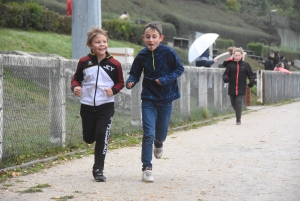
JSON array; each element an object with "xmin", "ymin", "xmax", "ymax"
[
  {"xmin": 256, "ymin": 70, "xmax": 300, "ymax": 105},
  {"xmin": 2, "ymin": 54, "xmax": 299, "ymax": 165}
]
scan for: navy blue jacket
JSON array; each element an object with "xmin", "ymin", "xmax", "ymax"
[
  {"xmin": 126, "ymin": 44, "xmax": 184, "ymax": 103},
  {"xmin": 195, "ymin": 50, "xmax": 214, "ymax": 67}
]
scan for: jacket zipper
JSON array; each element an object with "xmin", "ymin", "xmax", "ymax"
[
  {"xmin": 236, "ymin": 62, "xmax": 240, "ymax": 95},
  {"xmin": 152, "ymin": 51, "xmax": 155, "ymax": 70},
  {"xmin": 94, "ymin": 62, "xmax": 100, "ymax": 106}
]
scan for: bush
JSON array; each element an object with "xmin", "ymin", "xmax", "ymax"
[
  {"xmin": 173, "ymin": 47, "xmax": 188, "ymax": 65},
  {"xmin": 215, "ymin": 38, "xmax": 234, "ymax": 49},
  {"xmin": 0, "ymin": 2, "xmax": 71, "ymax": 34},
  {"xmin": 102, "ymin": 19, "xmax": 144, "ymax": 45},
  {"xmin": 4, "ymin": 1, "xmax": 44, "ymax": 30},
  {"xmin": 246, "ymin": 42, "xmax": 264, "ymax": 56},
  {"xmin": 159, "ymin": 21, "xmax": 177, "ymax": 42}
]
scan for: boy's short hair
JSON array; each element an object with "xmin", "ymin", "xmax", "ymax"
[
  {"xmin": 86, "ymin": 27, "xmax": 108, "ymax": 46},
  {"xmin": 143, "ymin": 22, "xmax": 162, "ymax": 36}
]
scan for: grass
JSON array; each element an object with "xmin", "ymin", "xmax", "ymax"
[
  {"xmin": 19, "ymin": 183, "xmax": 51, "ymax": 194},
  {"xmin": 0, "ymin": 29, "xmax": 72, "ymax": 58},
  {"xmin": 51, "ymin": 195, "xmax": 75, "ymax": 201}
]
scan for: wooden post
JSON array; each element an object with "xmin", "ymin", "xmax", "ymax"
[{"xmin": 246, "ymin": 86, "xmax": 251, "ymax": 106}]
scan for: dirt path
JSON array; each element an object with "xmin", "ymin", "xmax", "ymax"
[{"xmin": 1, "ymin": 102, "xmax": 300, "ymax": 201}]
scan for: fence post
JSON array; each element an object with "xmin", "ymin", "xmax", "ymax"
[
  {"xmin": 198, "ymin": 68, "xmax": 207, "ymax": 108},
  {"xmin": 213, "ymin": 69, "xmax": 222, "ymax": 110},
  {"xmin": 180, "ymin": 69, "xmax": 190, "ymax": 121},
  {"xmin": 0, "ymin": 55, "xmax": 3, "ymax": 162},
  {"xmin": 256, "ymin": 70, "xmax": 263, "ymax": 104},
  {"xmin": 130, "ymin": 81, "xmax": 142, "ymax": 127},
  {"xmin": 49, "ymin": 58, "xmax": 66, "ymax": 145}
]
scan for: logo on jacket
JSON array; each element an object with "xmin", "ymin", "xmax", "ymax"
[
  {"xmin": 103, "ymin": 65, "xmax": 115, "ymax": 71},
  {"xmin": 88, "ymin": 61, "xmax": 93, "ymax": 66}
]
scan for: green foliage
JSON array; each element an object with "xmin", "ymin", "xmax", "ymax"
[
  {"xmin": 215, "ymin": 38, "xmax": 234, "ymax": 49},
  {"xmin": 102, "ymin": 19, "xmax": 144, "ymax": 45},
  {"xmin": 173, "ymin": 47, "xmax": 188, "ymax": 65},
  {"xmin": 225, "ymin": 0, "xmax": 241, "ymax": 12},
  {"xmin": 3, "ymin": 1, "xmax": 44, "ymax": 30},
  {"xmin": 246, "ymin": 42, "xmax": 264, "ymax": 56},
  {"xmin": 0, "ymin": 2, "xmax": 71, "ymax": 34},
  {"xmin": 160, "ymin": 21, "xmax": 177, "ymax": 42}
]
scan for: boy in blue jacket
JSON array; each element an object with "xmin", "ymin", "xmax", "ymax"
[{"xmin": 126, "ymin": 22, "xmax": 184, "ymax": 182}]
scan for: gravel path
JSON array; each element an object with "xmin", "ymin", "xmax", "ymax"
[{"xmin": 1, "ymin": 101, "xmax": 300, "ymax": 201}]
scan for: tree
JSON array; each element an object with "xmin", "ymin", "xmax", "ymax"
[{"xmin": 226, "ymin": 0, "xmax": 241, "ymax": 12}]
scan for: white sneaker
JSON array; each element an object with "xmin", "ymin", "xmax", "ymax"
[
  {"xmin": 154, "ymin": 146, "xmax": 163, "ymax": 159},
  {"xmin": 142, "ymin": 167, "xmax": 154, "ymax": 182}
]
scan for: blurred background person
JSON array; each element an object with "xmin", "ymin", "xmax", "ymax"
[
  {"xmin": 66, "ymin": 0, "xmax": 72, "ymax": 16},
  {"xmin": 196, "ymin": 48, "xmax": 217, "ymax": 67}
]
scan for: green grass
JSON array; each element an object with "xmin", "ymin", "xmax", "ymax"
[
  {"xmin": 0, "ymin": 28, "xmax": 72, "ymax": 58},
  {"xmin": 0, "ymin": 28, "xmax": 142, "ymax": 59},
  {"xmin": 19, "ymin": 183, "xmax": 51, "ymax": 194}
]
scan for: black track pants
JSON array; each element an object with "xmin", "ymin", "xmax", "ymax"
[{"xmin": 80, "ymin": 103, "xmax": 114, "ymax": 171}]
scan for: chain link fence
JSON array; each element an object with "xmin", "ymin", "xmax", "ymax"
[{"xmin": 4, "ymin": 53, "xmax": 299, "ymax": 167}]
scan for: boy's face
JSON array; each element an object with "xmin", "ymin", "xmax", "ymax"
[
  {"xmin": 142, "ymin": 28, "xmax": 164, "ymax": 51},
  {"xmin": 88, "ymin": 34, "xmax": 108, "ymax": 58}
]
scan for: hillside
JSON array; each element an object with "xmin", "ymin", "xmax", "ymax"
[
  {"xmin": 2, "ymin": 0, "xmax": 279, "ymax": 47},
  {"xmin": 0, "ymin": 27, "xmax": 266, "ymax": 72}
]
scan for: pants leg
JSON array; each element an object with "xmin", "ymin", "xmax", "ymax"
[
  {"xmin": 80, "ymin": 105, "xmax": 114, "ymax": 171},
  {"xmin": 93, "ymin": 115, "xmax": 113, "ymax": 171},
  {"xmin": 141, "ymin": 100, "xmax": 172, "ymax": 170},
  {"xmin": 154, "ymin": 102, "xmax": 172, "ymax": 148},
  {"xmin": 230, "ymin": 95, "xmax": 244, "ymax": 120},
  {"xmin": 141, "ymin": 100, "xmax": 156, "ymax": 170}
]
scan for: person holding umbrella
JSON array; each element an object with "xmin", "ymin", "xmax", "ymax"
[
  {"xmin": 222, "ymin": 47, "xmax": 255, "ymax": 125},
  {"xmin": 195, "ymin": 48, "xmax": 218, "ymax": 67}
]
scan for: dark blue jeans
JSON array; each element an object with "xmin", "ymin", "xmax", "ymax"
[{"xmin": 141, "ymin": 99, "xmax": 172, "ymax": 171}]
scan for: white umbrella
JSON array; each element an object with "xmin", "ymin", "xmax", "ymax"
[{"xmin": 188, "ymin": 33, "xmax": 219, "ymax": 63}]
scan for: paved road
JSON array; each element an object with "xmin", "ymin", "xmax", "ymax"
[{"xmin": 1, "ymin": 101, "xmax": 300, "ymax": 201}]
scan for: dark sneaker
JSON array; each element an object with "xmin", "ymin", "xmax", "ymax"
[
  {"xmin": 236, "ymin": 119, "xmax": 241, "ymax": 125},
  {"xmin": 142, "ymin": 167, "xmax": 154, "ymax": 182},
  {"xmin": 92, "ymin": 169, "xmax": 106, "ymax": 182}
]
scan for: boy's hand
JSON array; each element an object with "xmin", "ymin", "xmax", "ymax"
[
  {"xmin": 155, "ymin": 79, "xmax": 161, "ymax": 85},
  {"xmin": 104, "ymin": 88, "xmax": 113, "ymax": 97},
  {"xmin": 74, "ymin": 86, "xmax": 81, "ymax": 97},
  {"xmin": 127, "ymin": 82, "xmax": 134, "ymax": 89}
]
